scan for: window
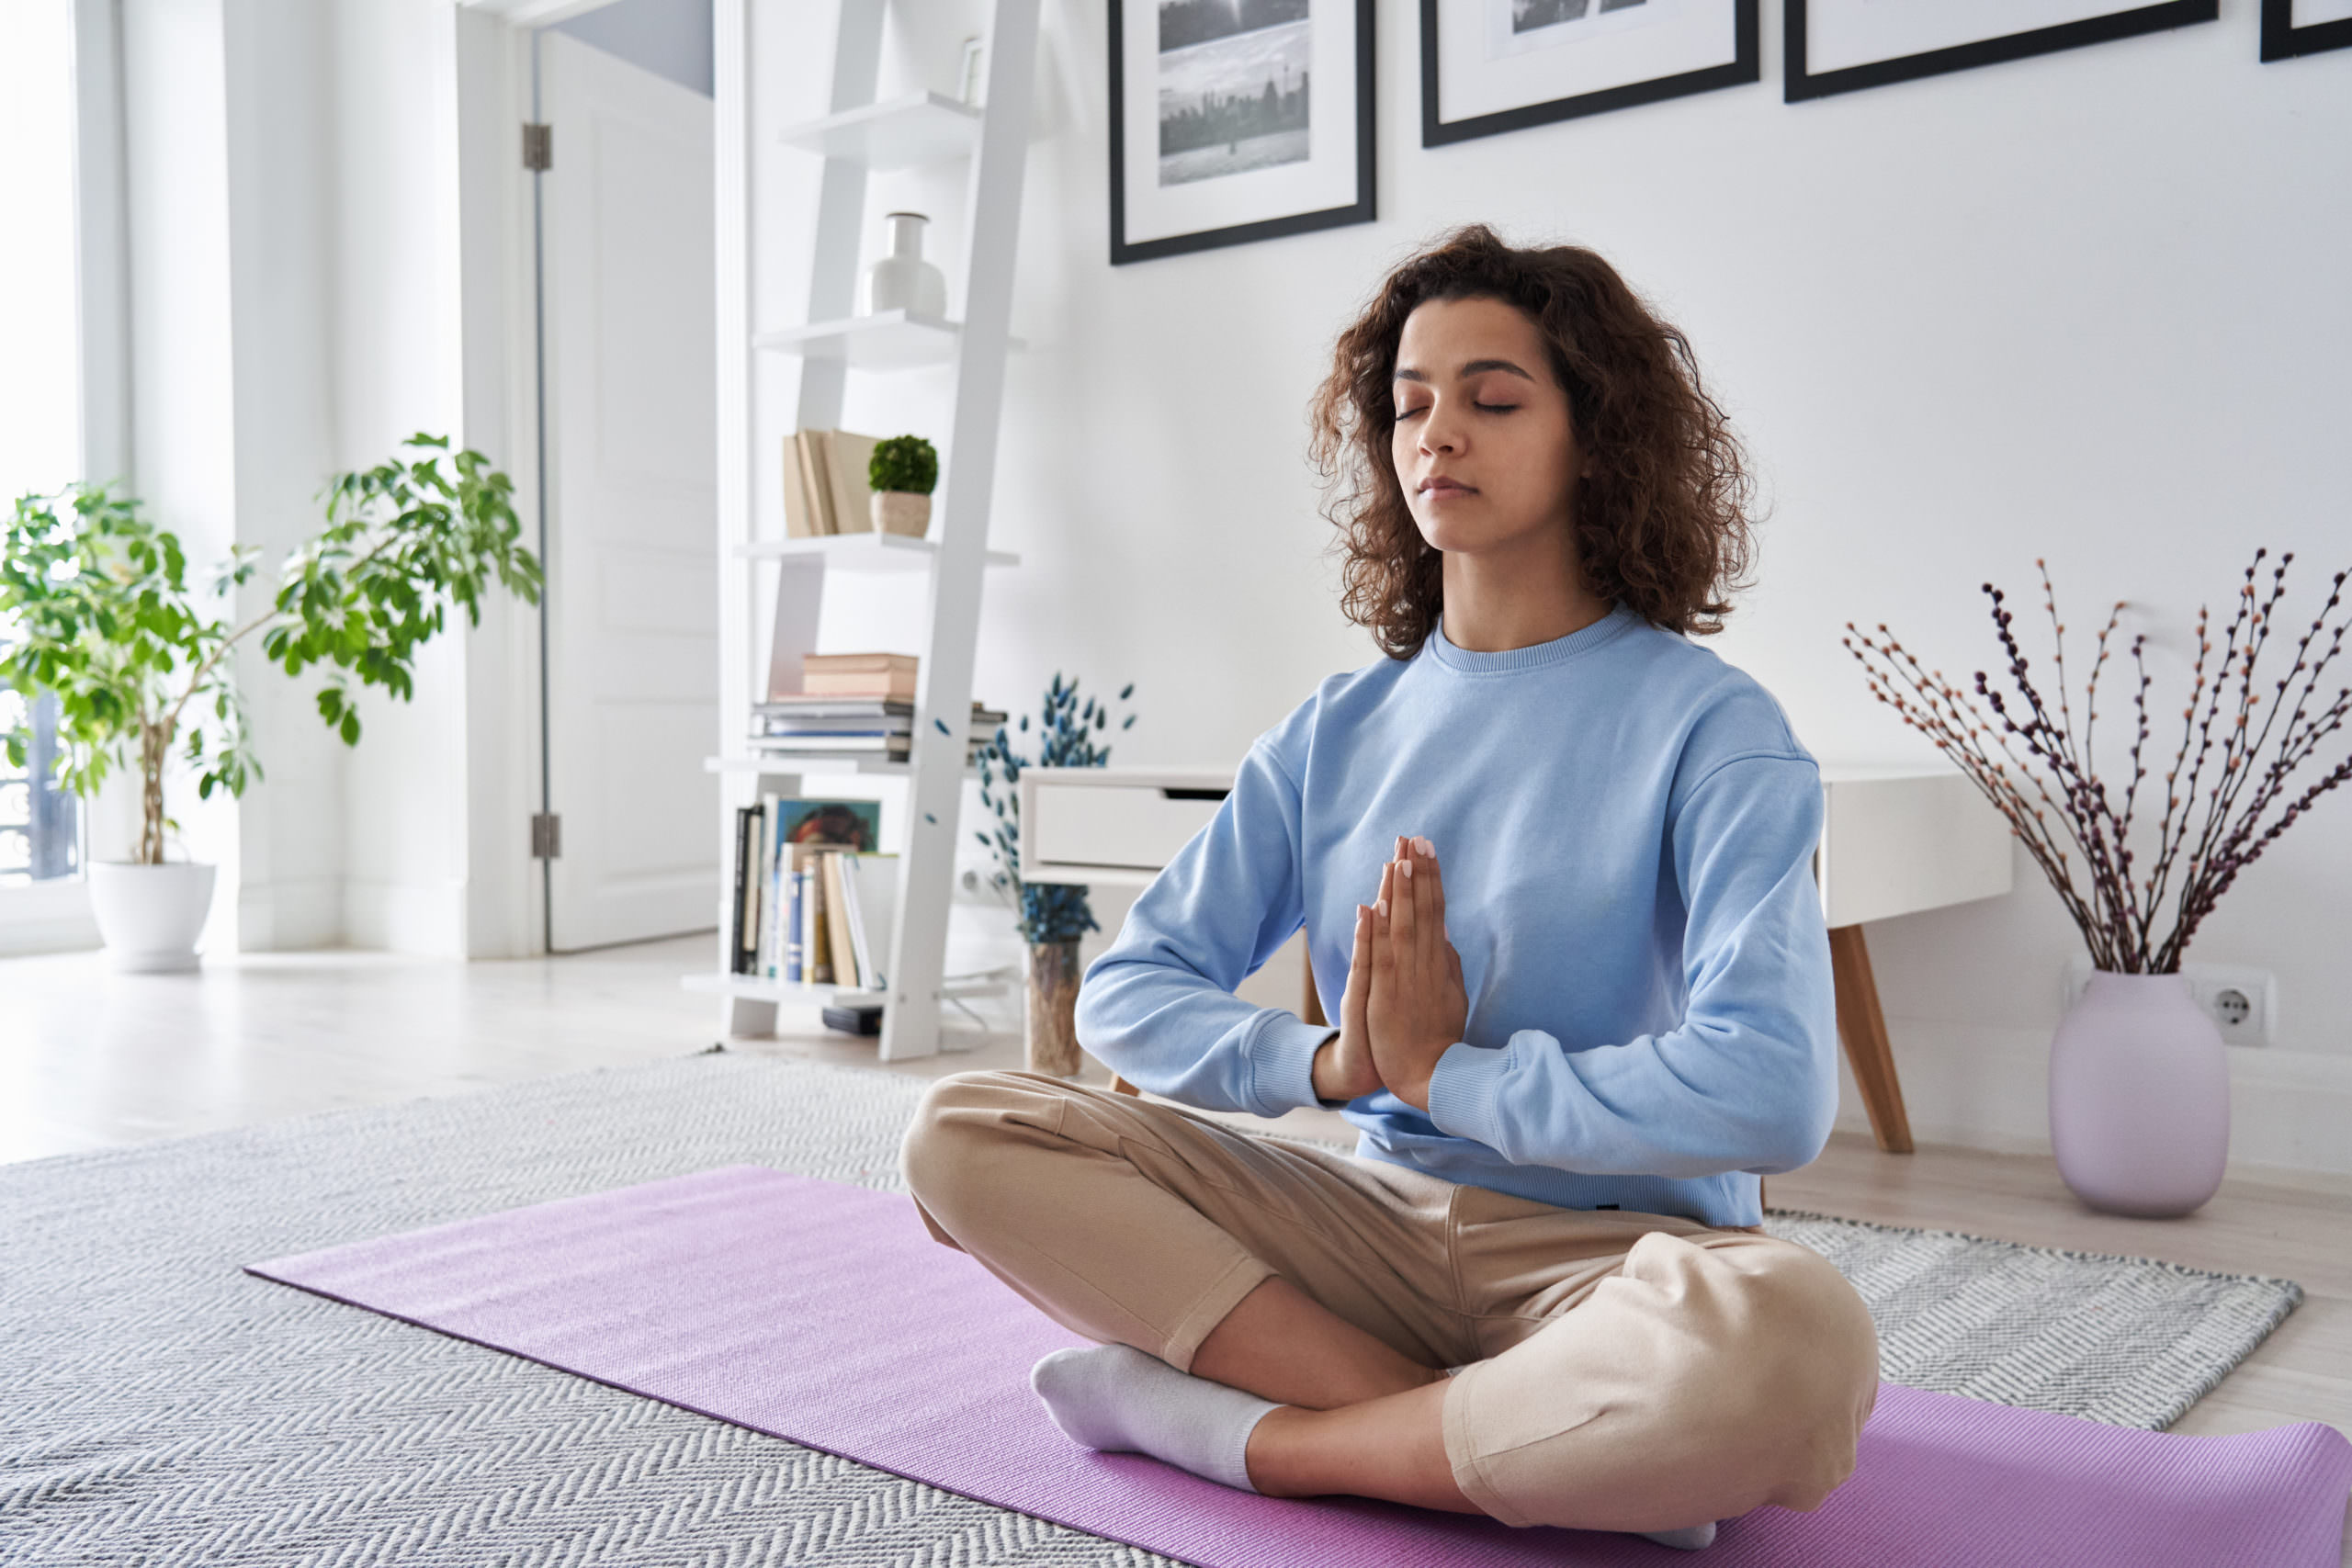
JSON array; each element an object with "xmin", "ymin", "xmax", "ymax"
[{"xmin": 1, "ymin": 0, "xmax": 86, "ymax": 888}]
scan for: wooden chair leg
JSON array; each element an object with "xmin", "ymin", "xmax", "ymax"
[{"xmin": 1828, "ymin": 924, "xmax": 1915, "ymax": 1154}]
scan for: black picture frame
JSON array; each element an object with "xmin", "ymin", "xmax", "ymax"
[
  {"xmin": 1108, "ymin": 0, "xmax": 1376, "ymax": 266},
  {"xmin": 1786, "ymin": 0, "xmax": 2219, "ymax": 102},
  {"xmin": 1420, "ymin": 0, "xmax": 1758, "ymax": 149},
  {"xmin": 2262, "ymin": 0, "xmax": 2352, "ymax": 60}
]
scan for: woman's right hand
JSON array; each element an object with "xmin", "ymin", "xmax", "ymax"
[{"xmin": 1311, "ymin": 900, "xmax": 1387, "ymax": 1104}]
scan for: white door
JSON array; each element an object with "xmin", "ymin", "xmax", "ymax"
[{"xmin": 537, "ymin": 29, "xmax": 719, "ymax": 951}]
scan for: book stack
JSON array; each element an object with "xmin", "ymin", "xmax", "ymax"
[
  {"xmin": 806, "ymin": 651, "xmax": 919, "ymax": 697},
  {"xmin": 754, "ymin": 654, "xmax": 1005, "ymax": 763},
  {"xmin": 786, "ymin": 429, "xmax": 910, "ymax": 538},
  {"xmin": 729, "ymin": 794, "xmax": 898, "ymax": 990}
]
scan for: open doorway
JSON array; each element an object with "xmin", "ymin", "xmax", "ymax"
[{"xmin": 529, "ymin": 0, "xmax": 720, "ymax": 952}]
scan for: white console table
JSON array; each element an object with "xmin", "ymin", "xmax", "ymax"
[{"xmin": 1019, "ymin": 763, "xmax": 2013, "ymax": 1155}]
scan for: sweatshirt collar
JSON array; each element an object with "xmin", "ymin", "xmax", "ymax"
[{"xmin": 1426, "ymin": 601, "xmax": 1642, "ymax": 675}]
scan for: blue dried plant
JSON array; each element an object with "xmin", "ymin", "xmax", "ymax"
[{"xmin": 974, "ymin": 672, "xmax": 1139, "ymax": 945}]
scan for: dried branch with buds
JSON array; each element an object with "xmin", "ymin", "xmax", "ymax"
[{"xmin": 1844, "ymin": 550, "xmax": 2350, "ymax": 974}]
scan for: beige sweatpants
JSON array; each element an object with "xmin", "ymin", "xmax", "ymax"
[{"xmin": 899, "ymin": 1068, "xmax": 1881, "ymax": 1535}]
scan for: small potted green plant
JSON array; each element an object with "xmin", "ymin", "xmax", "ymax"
[
  {"xmin": 867, "ymin": 434, "xmax": 938, "ymax": 539},
  {"xmin": 0, "ymin": 434, "xmax": 541, "ymax": 971}
]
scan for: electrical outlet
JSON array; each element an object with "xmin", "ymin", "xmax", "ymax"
[
  {"xmin": 2188, "ymin": 965, "xmax": 2276, "ymax": 1047},
  {"xmin": 2062, "ymin": 957, "xmax": 2275, "ymax": 1047}
]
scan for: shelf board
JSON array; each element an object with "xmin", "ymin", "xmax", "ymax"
[
  {"xmin": 752, "ymin": 310, "xmax": 954, "ymax": 369},
  {"xmin": 751, "ymin": 310, "xmax": 1023, "ymax": 370},
  {"xmin": 739, "ymin": 533, "xmax": 1019, "ymax": 571},
  {"xmin": 777, "ymin": 92, "xmax": 984, "ymax": 171},
  {"xmin": 682, "ymin": 972, "xmax": 1011, "ymax": 1005},
  {"xmin": 707, "ymin": 754, "xmax": 985, "ymax": 778}
]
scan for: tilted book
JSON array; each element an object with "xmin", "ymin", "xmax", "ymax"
[{"xmin": 821, "ymin": 852, "xmax": 860, "ymax": 995}]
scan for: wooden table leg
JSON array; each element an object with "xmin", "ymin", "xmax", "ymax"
[{"xmin": 1828, "ymin": 924, "xmax": 1915, "ymax": 1154}]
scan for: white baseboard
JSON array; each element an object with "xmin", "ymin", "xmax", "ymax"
[
  {"xmin": 236, "ymin": 876, "xmax": 345, "ymax": 950},
  {"xmin": 1846, "ymin": 1015, "xmax": 2352, "ymax": 1180},
  {"xmin": 344, "ymin": 879, "xmax": 469, "ymax": 956},
  {"xmin": 0, "ymin": 878, "xmax": 99, "ymax": 956}
]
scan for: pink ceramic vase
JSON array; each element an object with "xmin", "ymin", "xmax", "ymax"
[{"xmin": 2048, "ymin": 972, "xmax": 2230, "ymax": 1217}]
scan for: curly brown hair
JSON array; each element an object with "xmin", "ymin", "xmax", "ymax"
[{"xmin": 1309, "ymin": 223, "xmax": 1758, "ymax": 658}]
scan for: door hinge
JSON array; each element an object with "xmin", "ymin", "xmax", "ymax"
[
  {"xmin": 530, "ymin": 812, "xmax": 562, "ymax": 859},
  {"xmin": 522, "ymin": 122, "xmax": 552, "ymax": 172}
]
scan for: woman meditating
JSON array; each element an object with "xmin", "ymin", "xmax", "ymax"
[{"xmin": 899, "ymin": 223, "xmax": 1881, "ymax": 1552}]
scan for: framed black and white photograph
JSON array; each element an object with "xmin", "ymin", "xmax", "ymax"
[
  {"xmin": 1108, "ymin": 0, "xmax": 1374, "ymax": 265},
  {"xmin": 1786, "ymin": 0, "xmax": 2218, "ymax": 102},
  {"xmin": 1420, "ymin": 0, "xmax": 1758, "ymax": 149},
  {"xmin": 2262, "ymin": 0, "xmax": 2352, "ymax": 60}
]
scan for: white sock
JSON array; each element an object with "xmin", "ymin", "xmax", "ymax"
[
  {"xmin": 1041, "ymin": 1347, "xmax": 1717, "ymax": 1547},
  {"xmin": 1031, "ymin": 1343, "xmax": 1281, "ymax": 1494},
  {"xmin": 1639, "ymin": 1521, "xmax": 1718, "ymax": 1551}
]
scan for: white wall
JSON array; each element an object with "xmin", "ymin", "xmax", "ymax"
[
  {"xmin": 749, "ymin": 0, "xmax": 2352, "ymax": 1170},
  {"xmin": 556, "ymin": 0, "xmax": 713, "ymax": 98},
  {"xmin": 119, "ymin": 0, "xmax": 247, "ymax": 948},
  {"xmin": 115, "ymin": 0, "xmax": 482, "ymax": 959},
  {"xmin": 220, "ymin": 0, "xmax": 346, "ymax": 951},
  {"xmin": 330, "ymin": 0, "xmax": 475, "ymax": 955}
]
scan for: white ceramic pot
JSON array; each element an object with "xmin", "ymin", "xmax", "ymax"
[
  {"xmin": 2048, "ymin": 971, "xmax": 2230, "ymax": 1218},
  {"xmin": 86, "ymin": 861, "xmax": 218, "ymax": 973},
  {"xmin": 870, "ymin": 491, "xmax": 932, "ymax": 537},
  {"xmin": 859, "ymin": 211, "xmax": 947, "ymax": 319}
]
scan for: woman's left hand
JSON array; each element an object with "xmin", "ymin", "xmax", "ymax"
[{"xmin": 1369, "ymin": 833, "xmax": 1468, "ymax": 1112}]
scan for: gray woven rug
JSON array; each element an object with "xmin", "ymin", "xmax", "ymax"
[{"xmin": 0, "ymin": 1051, "xmax": 2304, "ymax": 1567}]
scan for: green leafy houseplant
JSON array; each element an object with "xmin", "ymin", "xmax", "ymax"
[
  {"xmin": 0, "ymin": 434, "xmax": 542, "ymax": 866},
  {"xmin": 867, "ymin": 434, "xmax": 938, "ymax": 496}
]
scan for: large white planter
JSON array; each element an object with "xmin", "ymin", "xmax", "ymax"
[
  {"xmin": 86, "ymin": 861, "xmax": 218, "ymax": 973},
  {"xmin": 2048, "ymin": 972, "xmax": 2230, "ymax": 1218}
]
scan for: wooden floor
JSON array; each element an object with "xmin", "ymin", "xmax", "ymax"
[{"xmin": 5, "ymin": 935, "xmax": 2346, "ymax": 1556}]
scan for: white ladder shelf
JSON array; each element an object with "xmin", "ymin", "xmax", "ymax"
[{"xmin": 703, "ymin": 0, "xmax": 1041, "ymax": 1058}]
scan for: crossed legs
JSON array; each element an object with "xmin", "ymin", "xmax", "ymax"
[
  {"xmin": 1187, "ymin": 1272, "xmax": 1480, "ymax": 1512},
  {"xmin": 899, "ymin": 1073, "xmax": 1812, "ymax": 1541}
]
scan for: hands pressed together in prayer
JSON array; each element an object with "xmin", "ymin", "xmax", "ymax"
[{"xmin": 1313, "ymin": 834, "xmax": 1470, "ymax": 1113}]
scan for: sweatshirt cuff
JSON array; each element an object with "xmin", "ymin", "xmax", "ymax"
[
  {"xmin": 1247, "ymin": 1013, "xmax": 1340, "ymax": 1117},
  {"xmin": 1424, "ymin": 1040, "xmax": 1511, "ymax": 1148}
]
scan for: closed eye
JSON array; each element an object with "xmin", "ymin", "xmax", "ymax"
[{"xmin": 1396, "ymin": 401, "xmax": 1519, "ymax": 418}]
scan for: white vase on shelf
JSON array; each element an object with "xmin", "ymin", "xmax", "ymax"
[{"xmin": 859, "ymin": 211, "xmax": 948, "ymax": 320}]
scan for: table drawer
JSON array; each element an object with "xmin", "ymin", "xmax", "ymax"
[{"xmin": 1029, "ymin": 783, "xmax": 1227, "ymax": 871}]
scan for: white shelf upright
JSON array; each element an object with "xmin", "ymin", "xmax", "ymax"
[{"xmin": 706, "ymin": 0, "xmax": 1038, "ymax": 1058}]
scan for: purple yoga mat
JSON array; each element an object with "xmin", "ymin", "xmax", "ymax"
[{"xmin": 247, "ymin": 1165, "xmax": 2350, "ymax": 1568}]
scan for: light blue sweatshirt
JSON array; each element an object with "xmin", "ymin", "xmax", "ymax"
[{"xmin": 1071, "ymin": 602, "xmax": 1838, "ymax": 1229}]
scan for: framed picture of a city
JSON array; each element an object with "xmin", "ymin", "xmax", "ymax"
[
  {"xmin": 1786, "ymin": 0, "xmax": 2217, "ymax": 101},
  {"xmin": 1109, "ymin": 0, "xmax": 1374, "ymax": 265},
  {"xmin": 1420, "ymin": 0, "xmax": 1757, "ymax": 149}
]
